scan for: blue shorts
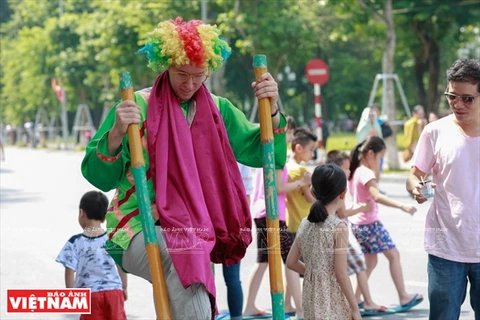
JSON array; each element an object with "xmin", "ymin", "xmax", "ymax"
[{"xmin": 351, "ymin": 221, "xmax": 396, "ymax": 254}]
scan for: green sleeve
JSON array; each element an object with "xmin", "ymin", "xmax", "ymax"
[
  {"xmin": 217, "ymin": 96, "xmax": 287, "ymax": 169},
  {"xmin": 80, "ymin": 97, "xmax": 139, "ymax": 192}
]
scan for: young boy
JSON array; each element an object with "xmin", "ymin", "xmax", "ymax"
[
  {"xmin": 286, "ymin": 128, "xmax": 317, "ymax": 238},
  {"xmin": 56, "ymin": 191, "xmax": 127, "ymax": 320},
  {"xmin": 327, "ymin": 150, "xmax": 390, "ymax": 315},
  {"xmin": 283, "ymin": 128, "xmax": 316, "ymax": 317}
]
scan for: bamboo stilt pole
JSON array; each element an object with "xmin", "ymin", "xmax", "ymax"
[
  {"xmin": 253, "ymin": 56, "xmax": 285, "ymax": 320},
  {"xmin": 119, "ymin": 72, "xmax": 171, "ymax": 320}
]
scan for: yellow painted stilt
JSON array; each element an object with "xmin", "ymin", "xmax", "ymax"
[
  {"xmin": 119, "ymin": 72, "xmax": 171, "ymax": 320},
  {"xmin": 253, "ymin": 55, "xmax": 285, "ymax": 320}
]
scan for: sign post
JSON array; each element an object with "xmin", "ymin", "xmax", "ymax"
[
  {"xmin": 51, "ymin": 78, "xmax": 69, "ymax": 149},
  {"xmin": 305, "ymin": 58, "xmax": 329, "ymax": 149}
]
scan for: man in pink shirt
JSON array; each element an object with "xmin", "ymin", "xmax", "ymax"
[{"xmin": 406, "ymin": 59, "xmax": 480, "ymax": 320}]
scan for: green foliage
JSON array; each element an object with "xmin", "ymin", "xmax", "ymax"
[
  {"xmin": 0, "ymin": 0, "xmax": 13, "ymax": 24},
  {"xmin": 1, "ymin": 26, "xmax": 53, "ymax": 125},
  {"xmin": 392, "ymin": 0, "xmax": 480, "ymax": 113},
  {"xmin": 1, "ymin": 0, "xmax": 478, "ymax": 130}
]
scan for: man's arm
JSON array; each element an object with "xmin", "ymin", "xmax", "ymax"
[
  {"xmin": 218, "ymin": 96, "xmax": 287, "ymax": 169},
  {"xmin": 81, "ymin": 100, "xmax": 127, "ymax": 191},
  {"xmin": 81, "ymin": 93, "xmax": 146, "ymax": 192},
  {"xmin": 406, "ymin": 166, "xmax": 430, "ymax": 204},
  {"xmin": 251, "ymin": 72, "xmax": 281, "ymax": 129},
  {"xmin": 406, "ymin": 124, "xmax": 435, "ymax": 204},
  {"xmin": 271, "ymin": 105, "xmax": 281, "ymax": 129}
]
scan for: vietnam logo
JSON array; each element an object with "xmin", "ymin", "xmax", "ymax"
[{"xmin": 7, "ymin": 289, "xmax": 91, "ymax": 313}]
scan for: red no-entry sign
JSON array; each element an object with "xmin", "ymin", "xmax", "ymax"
[{"xmin": 305, "ymin": 58, "xmax": 329, "ymax": 85}]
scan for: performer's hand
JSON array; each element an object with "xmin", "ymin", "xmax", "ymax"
[
  {"xmin": 112, "ymin": 101, "xmax": 141, "ymax": 136},
  {"xmin": 123, "ymin": 288, "xmax": 128, "ymax": 301},
  {"xmin": 251, "ymin": 72, "xmax": 279, "ymax": 115},
  {"xmin": 107, "ymin": 101, "xmax": 141, "ymax": 156}
]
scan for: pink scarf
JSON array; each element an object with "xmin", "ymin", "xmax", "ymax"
[{"xmin": 146, "ymin": 71, "xmax": 252, "ymax": 313}]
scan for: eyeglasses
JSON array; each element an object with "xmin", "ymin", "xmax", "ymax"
[
  {"xmin": 444, "ymin": 92, "xmax": 480, "ymax": 105},
  {"xmin": 170, "ymin": 70, "xmax": 210, "ymax": 84}
]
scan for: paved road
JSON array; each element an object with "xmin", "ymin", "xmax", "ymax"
[{"xmin": 0, "ymin": 147, "xmax": 475, "ymax": 319}]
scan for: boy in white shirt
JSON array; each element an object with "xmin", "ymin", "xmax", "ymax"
[{"xmin": 56, "ymin": 191, "xmax": 127, "ymax": 320}]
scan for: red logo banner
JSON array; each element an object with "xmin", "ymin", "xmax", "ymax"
[{"xmin": 6, "ymin": 289, "xmax": 91, "ymax": 314}]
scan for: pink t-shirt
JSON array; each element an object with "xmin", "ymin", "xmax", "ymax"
[
  {"xmin": 348, "ymin": 165, "xmax": 379, "ymax": 225},
  {"xmin": 251, "ymin": 167, "xmax": 287, "ymax": 221},
  {"xmin": 413, "ymin": 115, "xmax": 480, "ymax": 263}
]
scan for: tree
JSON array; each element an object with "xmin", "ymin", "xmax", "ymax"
[
  {"xmin": 0, "ymin": 0, "xmax": 13, "ymax": 24},
  {"xmin": 358, "ymin": 0, "xmax": 401, "ymax": 169},
  {"xmin": 216, "ymin": 0, "xmax": 337, "ymax": 120},
  {"xmin": 1, "ymin": 0, "xmax": 477, "ymax": 138},
  {"xmin": 395, "ymin": 0, "xmax": 480, "ymax": 115},
  {"xmin": 1, "ymin": 27, "xmax": 54, "ymax": 126}
]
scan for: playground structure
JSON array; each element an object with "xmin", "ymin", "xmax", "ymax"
[
  {"xmin": 33, "ymin": 108, "xmax": 50, "ymax": 148},
  {"xmin": 26, "ymin": 104, "xmax": 98, "ymax": 149},
  {"xmin": 368, "ymin": 73, "xmax": 412, "ymax": 170},
  {"xmin": 100, "ymin": 105, "xmax": 111, "ymax": 126},
  {"xmin": 48, "ymin": 115, "xmax": 62, "ymax": 142},
  {"xmin": 72, "ymin": 104, "xmax": 96, "ymax": 145},
  {"xmin": 368, "ymin": 73, "xmax": 411, "ymax": 125}
]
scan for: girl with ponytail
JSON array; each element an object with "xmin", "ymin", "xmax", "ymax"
[
  {"xmin": 286, "ymin": 164, "xmax": 362, "ymax": 320},
  {"xmin": 348, "ymin": 136, "xmax": 423, "ymax": 310}
]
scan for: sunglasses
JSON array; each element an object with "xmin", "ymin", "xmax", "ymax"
[
  {"xmin": 444, "ymin": 92, "xmax": 480, "ymax": 105},
  {"xmin": 170, "ymin": 70, "xmax": 210, "ymax": 84}
]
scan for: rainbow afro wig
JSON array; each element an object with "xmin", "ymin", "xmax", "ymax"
[{"xmin": 138, "ymin": 17, "xmax": 232, "ymax": 72}]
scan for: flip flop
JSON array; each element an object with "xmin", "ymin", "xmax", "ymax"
[
  {"xmin": 285, "ymin": 311, "xmax": 296, "ymax": 316},
  {"xmin": 357, "ymin": 301, "xmax": 364, "ymax": 309},
  {"xmin": 393, "ymin": 293, "xmax": 424, "ymax": 312},
  {"xmin": 360, "ymin": 305, "xmax": 397, "ymax": 316}
]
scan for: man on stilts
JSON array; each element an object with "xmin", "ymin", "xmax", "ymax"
[{"xmin": 81, "ymin": 17, "xmax": 287, "ymax": 319}]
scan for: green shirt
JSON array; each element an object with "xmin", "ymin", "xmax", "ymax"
[{"xmin": 81, "ymin": 89, "xmax": 287, "ymax": 254}]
